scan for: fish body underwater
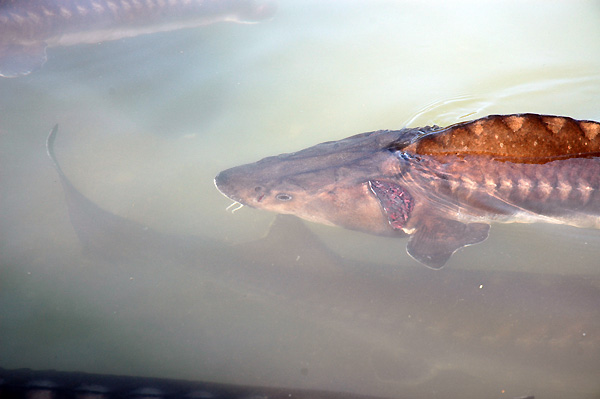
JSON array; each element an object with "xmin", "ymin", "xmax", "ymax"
[
  {"xmin": 40, "ymin": 126, "xmax": 600, "ymax": 399},
  {"xmin": 0, "ymin": 0, "xmax": 275, "ymax": 77},
  {"xmin": 215, "ymin": 113, "xmax": 600, "ymax": 268}
]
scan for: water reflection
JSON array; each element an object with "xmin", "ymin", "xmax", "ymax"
[{"xmin": 1, "ymin": 1, "xmax": 599, "ymax": 399}]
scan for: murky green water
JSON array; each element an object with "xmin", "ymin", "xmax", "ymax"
[{"xmin": 1, "ymin": 1, "xmax": 600, "ymax": 398}]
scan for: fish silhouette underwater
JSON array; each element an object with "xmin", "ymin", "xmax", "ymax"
[
  {"xmin": 215, "ymin": 113, "xmax": 600, "ymax": 268},
  {"xmin": 42, "ymin": 126, "xmax": 600, "ymax": 398},
  {"xmin": 0, "ymin": 0, "xmax": 276, "ymax": 77}
]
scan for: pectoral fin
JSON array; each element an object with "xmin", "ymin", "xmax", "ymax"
[
  {"xmin": 407, "ymin": 217, "xmax": 490, "ymax": 269},
  {"xmin": 0, "ymin": 43, "xmax": 48, "ymax": 78}
]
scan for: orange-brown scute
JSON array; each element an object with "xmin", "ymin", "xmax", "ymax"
[{"xmin": 404, "ymin": 114, "xmax": 600, "ymax": 163}]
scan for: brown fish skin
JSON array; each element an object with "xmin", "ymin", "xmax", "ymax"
[
  {"xmin": 215, "ymin": 114, "xmax": 600, "ymax": 268},
  {"xmin": 391, "ymin": 114, "xmax": 600, "ymax": 229},
  {"xmin": 402, "ymin": 113, "xmax": 600, "ymax": 162}
]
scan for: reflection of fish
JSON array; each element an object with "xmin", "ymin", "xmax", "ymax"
[
  {"xmin": 0, "ymin": 367, "xmax": 389, "ymax": 399},
  {"xmin": 215, "ymin": 113, "xmax": 600, "ymax": 268},
  {"xmin": 44, "ymin": 125, "xmax": 600, "ymax": 398},
  {"xmin": 0, "ymin": 0, "xmax": 276, "ymax": 77}
]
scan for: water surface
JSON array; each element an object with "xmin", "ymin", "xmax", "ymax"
[{"xmin": 1, "ymin": 1, "xmax": 600, "ymax": 398}]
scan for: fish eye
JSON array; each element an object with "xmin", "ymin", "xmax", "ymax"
[
  {"xmin": 276, "ymin": 193, "xmax": 292, "ymax": 201},
  {"xmin": 254, "ymin": 186, "xmax": 263, "ymax": 192}
]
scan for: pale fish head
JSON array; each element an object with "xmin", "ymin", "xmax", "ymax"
[{"xmin": 214, "ymin": 129, "xmax": 422, "ymax": 236}]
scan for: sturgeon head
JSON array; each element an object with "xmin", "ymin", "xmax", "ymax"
[
  {"xmin": 216, "ymin": 128, "xmax": 432, "ymax": 236},
  {"xmin": 214, "ymin": 125, "xmax": 481, "ymax": 267},
  {"xmin": 216, "ymin": 114, "xmax": 600, "ymax": 269}
]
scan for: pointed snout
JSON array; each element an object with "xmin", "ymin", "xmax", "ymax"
[
  {"xmin": 214, "ymin": 169, "xmax": 228, "ymax": 190},
  {"xmin": 214, "ymin": 168, "xmax": 238, "ymax": 202}
]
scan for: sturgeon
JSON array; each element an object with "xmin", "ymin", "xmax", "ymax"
[
  {"xmin": 0, "ymin": 0, "xmax": 275, "ymax": 77},
  {"xmin": 39, "ymin": 126, "xmax": 600, "ymax": 398},
  {"xmin": 215, "ymin": 113, "xmax": 600, "ymax": 268}
]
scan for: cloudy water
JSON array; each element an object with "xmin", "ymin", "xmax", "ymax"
[{"xmin": 1, "ymin": 1, "xmax": 600, "ymax": 398}]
